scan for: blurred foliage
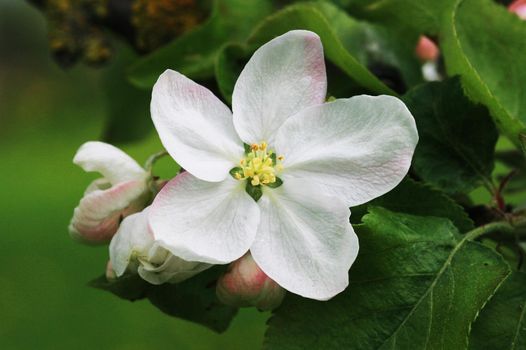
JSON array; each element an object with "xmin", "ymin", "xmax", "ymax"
[{"xmin": 0, "ymin": 1, "xmax": 267, "ymax": 348}]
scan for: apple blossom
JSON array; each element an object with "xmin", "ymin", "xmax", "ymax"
[
  {"xmin": 149, "ymin": 30, "xmax": 418, "ymax": 300},
  {"xmin": 216, "ymin": 253, "xmax": 285, "ymax": 311},
  {"xmin": 109, "ymin": 207, "xmax": 210, "ymax": 284},
  {"xmin": 69, "ymin": 141, "xmax": 151, "ymax": 244}
]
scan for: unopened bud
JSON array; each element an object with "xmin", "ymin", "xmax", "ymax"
[
  {"xmin": 216, "ymin": 253, "xmax": 285, "ymax": 311},
  {"xmin": 509, "ymin": 0, "xmax": 526, "ymax": 20},
  {"xmin": 415, "ymin": 36, "xmax": 439, "ymax": 62}
]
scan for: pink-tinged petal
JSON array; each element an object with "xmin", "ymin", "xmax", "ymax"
[
  {"xmin": 149, "ymin": 172, "xmax": 260, "ymax": 264},
  {"xmin": 415, "ymin": 36, "xmax": 439, "ymax": 61},
  {"xmin": 232, "ymin": 30, "xmax": 327, "ymax": 145},
  {"xmin": 251, "ymin": 179, "xmax": 359, "ymax": 300},
  {"xmin": 216, "ymin": 253, "xmax": 285, "ymax": 311},
  {"xmin": 151, "ymin": 70, "xmax": 244, "ymax": 182},
  {"xmin": 73, "ymin": 141, "xmax": 147, "ymax": 185},
  {"xmin": 509, "ymin": 0, "xmax": 526, "ymax": 19},
  {"xmin": 69, "ymin": 179, "xmax": 149, "ymax": 244},
  {"xmin": 274, "ymin": 95, "xmax": 418, "ymax": 207}
]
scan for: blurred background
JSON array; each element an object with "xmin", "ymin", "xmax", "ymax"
[
  {"xmin": 0, "ymin": 1, "xmax": 267, "ymax": 348},
  {"xmin": 2, "ymin": 0, "xmax": 525, "ymax": 349}
]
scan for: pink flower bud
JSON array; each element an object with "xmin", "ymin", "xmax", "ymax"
[
  {"xmin": 509, "ymin": 0, "xmax": 526, "ymax": 19},
  {"xmin": 216, "ymin": 253, "xmax": 285, "ymax": 311},
  {"xmin": 69, "ymin": 142, "xmax": 151, "ymax": 244},
  {"xmin": 415, "ymin": 36, "xmax": 439, "ymax": 62}
]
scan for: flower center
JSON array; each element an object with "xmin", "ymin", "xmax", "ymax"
[{"xmin": 231, "ymin": 142, "xmax": 284, "ymax": 187}]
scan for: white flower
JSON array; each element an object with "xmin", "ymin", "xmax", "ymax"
[
  {"xmin": 69, "ymin": 141, "xmax": 150, "ymax": 244},
  {"xmin": 148, "ymin": 30, "xmax": 418, "ymax": 300},
  {"xmin": 109, "ymin": 207, "xmax": 210, "ymax": 284}
]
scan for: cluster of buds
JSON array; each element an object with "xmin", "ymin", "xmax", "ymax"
[{"xmin": 70, "ymin": 141, "xmax": 285, "ymax": 310}]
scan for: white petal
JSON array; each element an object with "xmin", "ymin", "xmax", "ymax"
[
  {"xmin": 149, "ymin": 172, "xmax": 260, "ymax": 264},
  {"xmin": 151, "ymin": 70, "xmax": 244, "ymax": 182},
  {"xmin": 232, "ymin": 30, "xmax": 327, "ymax": 145},
  {"xmin": 274, "ymin": 95, "xmax": 418, "ymax": 207},
  {"xmin": 251, "ymin": 179, "xmax": 359, "ymax": 300},
  {"xmin": 73, "ymin": 141, "xmax": 146, "ymax": 185},
  {"xmin": 109, "ymin": 208, "xmax": 154, "ymax": 277},
  {"xmin": 69, "ymin": 179, "xmax": 149, "ymax": 244},
  {"xmin": 138, "ymin": 243, "xmax": 211, "ymax": 285}
]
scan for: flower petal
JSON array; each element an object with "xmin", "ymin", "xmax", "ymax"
[
  {"xmin": 73, "ymin": 141, "xmax": 146, "ymax": 185},
  {"xmin": 138, "ymin": 244, "xmax": 211, "ymax": 285},
  {"xmin": 151, "ymin": 70, "xmax": 244, "ymax": 182},
  {"xmin": 251, "ymin": 179, "xmax": 359, "ymax": 300},
  {"xmin": 274, "ymin": 95, "xmax": 418, "ymax": 207},
  {"xmin": 149, "ymin": 172, "xmax": 260, "ymax": 264},
  {"xmin": 69, "ymin": 179, "xmax": 148, "ymax": 244},
  {"xmin": 232, "ymin": 30, "xmax": 327, "ymax": 145},
  {"xmin": 109, "ymin": 209, "xmax": 153, "ymax": 277}
]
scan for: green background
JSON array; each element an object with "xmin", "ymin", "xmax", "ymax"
[{"xmin": 0, "ymin": 1, "xmax": 266, "ymax": 348}]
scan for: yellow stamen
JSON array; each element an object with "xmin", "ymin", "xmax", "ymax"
[{"xmin": 233, "ymin": 141, "xmax": 284, "ymax": 187}]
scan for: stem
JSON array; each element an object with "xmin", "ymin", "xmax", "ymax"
[
  {"xmin": 144, "ymin": 150, "xmax": 169, "ymax": 172},
  {"xmin": 465, "ymin": 221, "xmax": 515, "ymax": 241}
]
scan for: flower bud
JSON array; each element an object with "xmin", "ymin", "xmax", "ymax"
[
  {"xmin": 109, "ymin": 207, "xmax": 210, "ymax": 284},
  {"xmin": 216, "ymin": 253, "xmax": 285, "ymax": 311},
  {"xmin": 509, "ymin": 0, "xmax": 526, "ymax": 20},
  {"xmin": 415, "ymin": 36, "xmax": 439, "ymax": 62},
  {"xmin": 69, "ymin": 141, "xmax": 151, "ymax": 244}
]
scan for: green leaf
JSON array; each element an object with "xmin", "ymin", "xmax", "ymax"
[
  {"xmin": 147, "ymin": 267, "xmax": 237, "ymax": 333},
  {"xmin": 101, "ymin": 44, "xmax": 152, "ymax": 143},
  {"xmin": 403, "ymin": 77, "xmax": 498, "ymax": 194},
  {"xmin": 90, "ymin": 267, "xmax": 237, "ymax": 333},
  {"xmin": 338, "ymin": 0, "xmax": 454, "ymax": 35},
  {"xmin": 469, "ymin": 272, "xmax": 526, "ymax": 349},
  {"xmin": 127, "ymin": 0, "xmax": 273, "ymax": 89},
  {"xmin": 264, "ymin": 208, "xmax": 510, "ymax": 350},
  {"xmin": 89, "ymin": 273, "xmax": 148, "ymax": 302},
  {"xmin": 371, "ymin": 178, "xmax": 474, "ymax": 232},
  {"xmin": 441, "ymin": 0, "xmax": 526, "ymax": 146},
  {"xmin": 315, "ymin": 2, "xmax": 422, "ymax": 89},
  {"xmin": 247, "ymin": 2, "xmax": 396, "ymax": 96}
]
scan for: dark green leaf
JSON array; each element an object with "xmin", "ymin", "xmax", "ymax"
[
  {"xmin": 89, "ymin": 273, "xmax": 148, "ymax": 301},
  {"xmin": 90, "ymin": 267, "xmax": 237, "ymax": 333},
  {"xmin": 441, "ymin": 0, "xmax": 526, "ymax": 146},
  {"xmin": 147, "ymin": 267, "xmax": 237, "ymax": 333},
  {"xmin": 403, "ymin": 77, "xmax": 498, "ymax": 194},
  {"xmin": 264, "ymin": 208, "xmax": 510, "ymax": 350},
  {"xmin": 469, "ymin": 272, "xmax": 526, "ymax": 349},
  {"xmin": 314, "ymin": 2, "xmax": 422, "ymax": 90},
  {"xmin": 338, "ymin": 0, "xmax": 454, "ymax": 35},
  {"xmin": 128, "ymin": 0, "xmax": 273, "ymax": 88},
  {"xmin": 371, "ymin": 178, "xmax": 474, "ymax": 232},
  {"xmin": 247, "ymin": 2, "xmax": 396, "ymax": 96}
]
